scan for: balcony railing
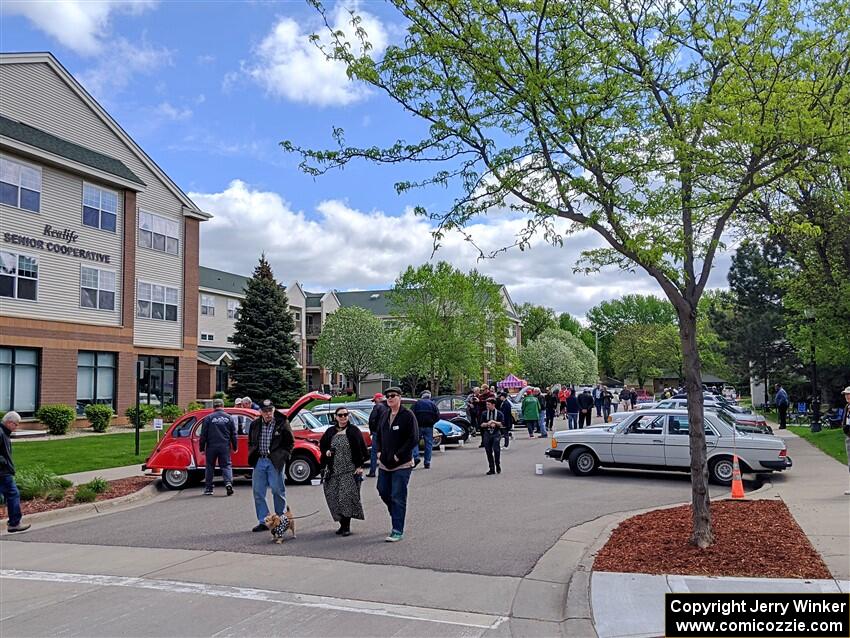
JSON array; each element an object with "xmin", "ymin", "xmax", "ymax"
[{"xmin": 306, "ymin": 325, "xmax": 321, "ymax": 336}]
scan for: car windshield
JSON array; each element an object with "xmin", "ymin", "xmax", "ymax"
[
  {"xmin": 715, "ymin": 410, "xmax": 739, "ymax": 429},
  {"xmin": 294, "ymin": 412, "xmax": 324, "ymax": 430}
]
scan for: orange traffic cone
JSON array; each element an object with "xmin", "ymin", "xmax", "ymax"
[{"xmin": 730, "ymin": 455, "xmax": 745, "ymax": 499}]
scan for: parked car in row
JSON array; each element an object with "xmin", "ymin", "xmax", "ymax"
[
  {"xmin": 626, "ymin": 397, "xmax": 769, "ymax": 434},
  {"xmin": 144, "ymin": 392, "xmax": 329, "ymax": 489},
  {"xmin": 546, "ymin": 408, "xmax": 791, "ymax": 485},
  {"xmin": 321, "ymin": 397, "xmax": 472, "ymax": 443}
]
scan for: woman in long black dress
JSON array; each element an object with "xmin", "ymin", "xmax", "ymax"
[{"xmin": 319, "ymin": 406, "xmax": 369, "ymax": 536}]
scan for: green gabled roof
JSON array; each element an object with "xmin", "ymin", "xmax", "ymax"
[
  {"xmin": 304, "ymin": 292, "xmax": 323, "ymax": 308},
  {"xmin": 199, "ymin": 266, "xmax": 249, "ymax": 296},
  {"xmin": 0, "ymin": 114, "xmax": 145, "ymax": 186},
  {"xmin": 335, "ymin": 289, "xmax": 394, "ymax": 317}
]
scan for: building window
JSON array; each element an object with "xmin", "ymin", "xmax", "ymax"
[
  {"xmin": 138, "ymin": 211, "xmax": 179, "ymax": 255},
  {"xmin": 0, "ymin": 347, "xmax": 39, "ymax": 417},
  {"xmin": 76, "ymin": 351, "xmax": 116, "ymax": 415},
  {"xmin": 137, "ymin": 281, "xmax": 178, "ymax": 321},
  {"xmin": 138, "ymin": 356, "xmax": 178, "ymax": 407},
  {"xmin": 82, "ymin": 183, "xmax": 118, "ymax": 232},
  {"xmin": 0, "ymin": 156, "xmax": 41, "ymax": 212},
  {"xmin": 200, "ymin": 332, "xmax": 214, "ymax": 342},
  {"xmin": 80, "ymin": 266, "xmax": 116, "ymax": 311},
  {"xmin": 227, "ymin": 299, "xmax": 239, "ymax": 319},
  {"xmin": 226, "ymin": 336, "xmax": 234, "ymax": 343},
  {"xmin": 0, "ymin": 251, "xmax": 38, "ymax": 300},
  {"xmin": 201, "ymin": 294, "xmax": 215, "ymax": 316}
]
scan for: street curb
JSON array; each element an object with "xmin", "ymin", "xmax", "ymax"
[
  {"xmin": 526, "ymin": 477, "xmax": 778, "ymax": 637},
  {"xmin": 1, "ymin": 480, "xmax": 175, "ymax": 532}
]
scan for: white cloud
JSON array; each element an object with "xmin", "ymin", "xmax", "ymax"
[
  {"xmin": 154, "ymin": 101, "xmax": 192, "ymax": 121},
  {"xmin": 244, "ymin": 2, "xmax": 389, "ymax": 106},
  {"xmin": 192, "ymin": 181, "xmax": 732, "ymax": 317},
  {"xmin": 77, "ymin": 37, "xmax": 172, "ymax": 99},
  {"xmin": 3, "ymin": 0, "xmax": 157, "ymax": 56}
]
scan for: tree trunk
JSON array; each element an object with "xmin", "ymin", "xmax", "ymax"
[
  {"xmin": 678, "ymin": 305, "xmax": 714, "ymax": 548},
  {"xmin": 352, "ymin": 374, "xmax": 360, "ymax": 398}
]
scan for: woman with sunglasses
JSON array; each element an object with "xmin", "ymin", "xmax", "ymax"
[{"xmin": 319, "ymin": 406, "xmax": 369, "ymax": 536}]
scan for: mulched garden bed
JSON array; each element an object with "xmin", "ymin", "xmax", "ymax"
[
  {"xmin": 1, "ymin": 476, "xmax": 156, "ymax": 518},
  {"xmin": 593, "ymin": 499, "xmax": 831, "ymax": 579}
]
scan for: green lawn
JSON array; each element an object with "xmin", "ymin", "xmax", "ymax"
[
  {"xmin": 788, "ymin": 426, "xmax": 848, "ymax": 465},
  {"xmin": 13, "ymin": 431, "xmax": 160, "ymax": 475}
]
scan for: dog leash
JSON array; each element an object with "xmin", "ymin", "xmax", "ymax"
[{"xmin": 290, "ymin": 510, "xmax": 321, "ymax": 520}]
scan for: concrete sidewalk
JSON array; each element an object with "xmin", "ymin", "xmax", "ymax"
[
  {"xmin": 62, "ymin": 464, "xmax": 146, "ymax": 485},
  {"xmin": 588, "ymin": 429, "xmax": 850, "ymax": 638}
]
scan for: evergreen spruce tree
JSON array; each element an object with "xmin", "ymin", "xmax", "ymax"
[{"xmin": 230, "ymin": 255, "xmax": 304, "ymax": 406}]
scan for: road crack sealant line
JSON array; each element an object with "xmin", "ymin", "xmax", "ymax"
[{"xmin": 0, "ymin": 569, "xmax": 509, "ymax": 630}]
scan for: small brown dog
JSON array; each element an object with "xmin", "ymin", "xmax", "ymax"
[{"xmin": 264, "ymin": 508, "xmax": 296, "ymax": 543}]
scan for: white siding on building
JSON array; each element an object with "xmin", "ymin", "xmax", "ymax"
[
  {"xmin": 0, "ymin": 61, "xmax": 186, "ymax": 349},
  {"xmin": 0, "ymin": 160, "xmax": 122, "ymax": 326},
  {"xmin": 197, "ymin": 290, "xmax": 240, "ymax": 348}
]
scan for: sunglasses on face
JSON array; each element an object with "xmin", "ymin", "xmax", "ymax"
[
  {"xmin": 386, "ymin": 393, "xmax": 400, "ymax": 399},
  {"xmin": 336, "ymin": 413, "xmax": 349, "ymax": 418}
]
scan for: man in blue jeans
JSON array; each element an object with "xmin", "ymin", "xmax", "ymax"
[
  {"xmin": 367, "ymin": 393, "xmax": 388, "ymax": 477},
  {"xmin": 247, "ymin": 400, "xmax": 294, "ymax": 532},
  {"xmin": 1, "ymin": 412, "xmax": 30, "ymax": 533},
  {"xmin": 412, "ymin": 390, "xmax": 440, "ymax": 468},
  {"xmin": 375, "ymin": 387, "xmax": 418, "ymax": 542}
]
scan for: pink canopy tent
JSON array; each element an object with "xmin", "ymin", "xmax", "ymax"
[{"xmin": 497, "ymin": 374, "xmax": 527, "ymax": 389}]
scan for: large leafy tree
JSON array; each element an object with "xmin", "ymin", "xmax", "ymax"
[
  {"xmin": 708, "ymin": 241, "xmax": 799, "ymax": 389},
  {"xmin": 539, "ymin": 327, "xmax": 597, "ymax": 383},
  {"xmin": 586, "ymin": 295, "xmax": 677, "ymax": 377},
  {"xmin": 559, "ymin": 312, "xmax": 597, "ymax": 355},
  {"xmin": 289, "ymin": 0, "xmax": 849, "ymax": 546},
  {"xmin": 388, "ymin": 262, "xmax": 509, "ymax": 392},
  {"xmin": 610, "ymin": 325, "xmax": 664, "ymax": 389},
  {"xmin": 517, "ymin": 303, "xmax": 557, "ymax": 345},
  {"xmin": 315, "ymin": 306, "xmax": 387, "ymax": 396},
  {"xmin": 230, "ymin": 256, "xmax": 304, "ymax": 406}
]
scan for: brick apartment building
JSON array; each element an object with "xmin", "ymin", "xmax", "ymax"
[{"xmin": 0, "ymin": 53, "xmax": 210, "ymax": 426}]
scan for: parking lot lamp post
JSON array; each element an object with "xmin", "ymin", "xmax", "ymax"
[{"xmin": 803, "ymin": 309, "xmax": 820, "ymax": 431}]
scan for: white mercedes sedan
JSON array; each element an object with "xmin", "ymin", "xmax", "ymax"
[{"xmin": 545, "ymin": 409, "xmax": 791, "ymax": 485}]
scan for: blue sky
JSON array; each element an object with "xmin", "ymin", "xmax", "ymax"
[{"xmin": 1, "ymin": 0, "xmax": 732, "ymax": 317}]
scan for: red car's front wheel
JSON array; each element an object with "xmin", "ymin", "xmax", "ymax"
[{"xmin": 286, "ymin": 455, "xmax": 318, "ymax": 485}]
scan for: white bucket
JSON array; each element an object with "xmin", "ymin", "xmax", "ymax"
[
  {"xmin": 310, "ymin": 479, "xmax": 321, "ymax": 486},
  {"xmin": 535, "ymin": 463, "xmax": 544, "ymax": 475},
  {"xmin": 440, "ymin": 444, "xmax": 445, "ymax": 452}
]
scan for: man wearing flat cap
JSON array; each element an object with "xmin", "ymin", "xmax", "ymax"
[
  {"xmin": 247, "ymin": 399, "xmax": 294, "ymax": 532},
  {"xmin": 374, "ymin": 387, "xmax": 418, "ymax": 542}
]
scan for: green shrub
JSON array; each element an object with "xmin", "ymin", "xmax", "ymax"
[
  {"xmin": 159, "ymin": 404, "xmax": 184, "ymax": 423},
  {"xmin": 125, "ymin": 404, "xmax": 158, "ymax": 428},
  {"xmin": 85, "ymin": 477, "xmax": 109, "ymax": 494},
  {"xmin": 36, "ymin": 404, "xmax": 75, "ymax": 435},
  {"xmin": 45, "ymin": 487, "xmax": 67, "ymax": 502},
  {"xmin": 73, "ymin": 487, "xmax": 97, "ymax": 503},
  {"xmin": 186, "ymin": 401, "xmax": 204, "ymax": 412},
  {"xmin": 16, "ymin": 465, "xmax": 69, "ymax": 500},
  {"xmin": 84, "ymin": 404, "xmax": 114, "ymax": 433}
]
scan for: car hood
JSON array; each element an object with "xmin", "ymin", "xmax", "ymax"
[
  {"xmin": 554, "ymin": 427, "xmax": 616, "ymax": 441},
  {"xmin": 435, "ymin": 419, "xmax": 464, "ymax": 436}
]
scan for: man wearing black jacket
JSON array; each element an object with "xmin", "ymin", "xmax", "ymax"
[
  {"xmin": 498, "ymin": 392, "xmax": 514, "ymax": 447},
  {"xmin": 577, "ymin": 389, "xmax": 595, "ymax": 429},
  {"xmin": 247, "ymin": 400, "xmax": 294, "ymax": 532},
  {"xmin": 367, "ymin": 393, "xmax": 388, "ymax": 477},
  {"xmin": 375, "ymin": 387, "xmax": 418, "ymax": 542},
  {"xmin": 480, "ymin": 397, "xmax": 504, "ymax": 474},
  {"xmin": 199, "ymin": 399, "xmax": 238, "ymax": 496}
]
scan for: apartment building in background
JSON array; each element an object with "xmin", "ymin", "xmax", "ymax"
[
  {"xmin": 194, "ymin": 268, "xmax": 522, "ymax": 399},
  {"xmin": 0, "ymin": 53, "xmax": 210, "ymax": 425}
]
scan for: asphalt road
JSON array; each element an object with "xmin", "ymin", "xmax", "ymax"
[{"xmin": 5, "ymin": 421, "xmax": 736, "ymax": 578}]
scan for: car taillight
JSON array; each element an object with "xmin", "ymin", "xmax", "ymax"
[
  {"xmin": 779, "ymin": 449, "xmax": 787, "ymax": 458},
  {"xmin": 551, "ymin": 438, "xmax": 557, "ymax": 449}
]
